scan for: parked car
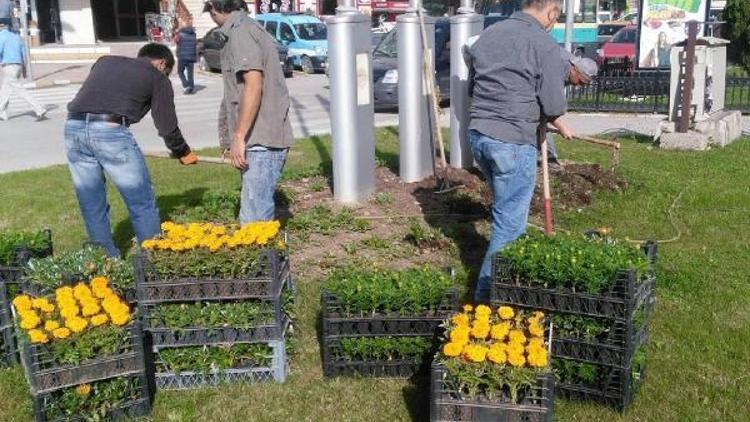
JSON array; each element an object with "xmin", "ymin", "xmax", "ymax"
[
  {"xmin": 196, "ymin": 27, "xmax": 294, "ymax": 78},
  {"xmin": 371, "ymin": 18, "xmax": 451, "ymax": 110},
  {"xmin": 256, "ymin": 13, "xmax": 328, "ymax": 74},
  {"xmin": 597, "ymin": 22, "xmax": 628, "ymax": 46},
  {"xmin": 597, "ymin": 26, "xmax": 637, "ymax": 71}
]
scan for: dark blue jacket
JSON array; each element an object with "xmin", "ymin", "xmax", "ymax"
[{"xmin": 176, "ymin": 27, "xmax": 197, "ymax": 62}]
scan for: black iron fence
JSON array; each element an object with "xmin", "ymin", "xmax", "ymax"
[{"xmin": 567, "ymin": 70, "xmax": 750, "ymax": 115}]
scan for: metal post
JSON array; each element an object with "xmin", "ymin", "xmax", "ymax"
[
  {"xmin": 328, "ymin": 0, "xmax": 376, "ymax": 202},
  {"xmin": 677, "ymin": 21, "xmax": 698, "ymax": 133},
  {"xmin": 20, "ymin": 0, "xmax": 33, "ymax": 80},
  {"xmin": 564, "ymin": 0, "xmax": 574, "ymax": 52},
  {"xmin": 449, "ymin": 0, "xmax": 482, "ymax": 169},
  {"xmin": 397, "ymin": 0, "xmax": 435, "ymax": 183}
]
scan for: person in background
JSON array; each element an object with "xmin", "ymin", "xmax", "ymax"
[
  {"xmin": 0, "ymin": 21, "xmax": 47, "ymax": 121},
  {"xmin": 175, "ymin": 17, "xmax": 197, "ymax": 94},
  {"xmin": 204, "ymin": 0, "xmax": 294, "ymax": 224},
  {"xmin": 65, "ymin": 43, "xmax": 198, "ymax": 257},
  {"xmin": 467, "ymin": 0, "xmax": 566, "ymax": 303},
  {"xmin": 0, "ymin": 0, "xmax": 13, "ymax": 30}
]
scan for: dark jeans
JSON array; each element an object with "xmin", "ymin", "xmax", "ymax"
[{"xmin": 177, "ymin": 59, "xmax": 194, "ymax": 90}]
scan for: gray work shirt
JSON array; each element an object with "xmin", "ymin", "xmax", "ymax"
[
  {"xmin": 218, "ymin": 11, "xmax": 293, "ymax": 149},
  {"xmin": 468, "ymin": 12, "xmax": 567, "ymax": 147}
]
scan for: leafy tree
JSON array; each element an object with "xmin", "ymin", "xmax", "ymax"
[{"xmin": 725, "ymin": 0, "xmax": 750, "ymax": 71}]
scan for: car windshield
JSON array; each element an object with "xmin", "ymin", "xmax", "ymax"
[
  {"xmin": 294, "ymin": 23, "xmax": 327, "ymax": 40},
  {"xmin": 612, "ymin": 29, "xmax": 636, "ymax": 44},
  {"xmin": 373, "ymin": 30, "xmax": 397, "ymax": 58},
  {"xmin": 598, "ymin": 25, "xmax": 624, "ymax": 36}
]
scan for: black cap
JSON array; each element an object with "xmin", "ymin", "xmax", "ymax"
[{"xmin": 202, "ymin": 1, "xmax": 213, "ymax": 13}]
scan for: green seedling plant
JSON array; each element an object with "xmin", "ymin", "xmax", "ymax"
[
  {"xmin": 153, "ymin": 301, "xmax": 274, "ymax": 330},
  {"xmin": 0, "ymin": 230, "xmax": 51, "ymax": 266},
  {"xmin": 44, "ymin": 377, "xmax": 142, "ymax": 420},
  {"xmin": 147, "ymin": 245, "xmax": 282, "ymax": 281},
  {"xmin": 24, "ymin": 246, "xmax": 134, "ymax": 293},
  {"xmin": 156, "ymin": 343, "xmax": 273, "ymax": 374},
  {"xmin": 169, "ymin": 190, "xmax": 240, "ymax": 224},
  {"xmin": 324, "ymin": 266, "xmax": 453, "ymax": 317},
  {"xmin": 338, "ymin": 336, "xmax": 433, "ymax": 363},
  {"xmin": 499, "ymin": 231, "xmax": 650, "ymax": 294},
  {"xmin": 46, "ymin": 325, "xmax": 133, "ymax": 368}
]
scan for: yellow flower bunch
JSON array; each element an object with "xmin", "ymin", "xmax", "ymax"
[
  {"xmin": 142, "ymin": 220, "xmax": 282, "ymax": 252},
  {"xmin": 12, "ymin": 276, "xmax": 131, "ymax": 344},
  {"xmin": 441, "ymin": 304, "xmax": 548, "ymax": 369}
]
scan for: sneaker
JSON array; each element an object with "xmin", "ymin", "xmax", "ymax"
[{"xmin": 36, "ymin": 109, "xmax": 48, "ymax": 121}]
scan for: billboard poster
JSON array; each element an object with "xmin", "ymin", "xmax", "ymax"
[{"xmin": 637, "ymin": 0, "xmax": 711, "ymax": 69}]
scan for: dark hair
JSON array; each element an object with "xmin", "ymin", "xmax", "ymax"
[
  {"xmin": 137, "ymin": 43, "xmax": 175, "ymax": 72},
  {"xmin": 523, "ymin": 0, "xmax": 562, "ymax": 10},
  {"xmin": 203, "ymin": 0, "xmax": 246, "ymax": 14}
]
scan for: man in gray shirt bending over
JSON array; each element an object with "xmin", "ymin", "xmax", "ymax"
[{"xmin": 467, "ymin": 0, "xmax": 566, "ymax": 302}]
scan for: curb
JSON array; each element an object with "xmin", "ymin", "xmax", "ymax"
[{"xmin": 23, "ymin": 79, "xmax": 83, "ymax": 90}]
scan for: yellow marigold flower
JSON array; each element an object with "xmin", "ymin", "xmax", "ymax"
[
  {"xmin": 28, "ymin": 329, "xmax": 49, "ymax": 344},
  {"xmin": 527, "ymin": 349, "xmax": 549, "ymax": 368},
  {"xmin": 110, "ymin": 312, "xmax": 130, "ymax": 327},
  {"xmin": 73, "ymin": 283, "xmax": 93, "ymax": 300},
  {"xmin": 52, "ymin": 327, "xmax": 71, "ymax": 339},
  {"xmin": 462, "ymin": 304, "xmax": 474, "ymax": 313},
  {"xmin": 528, "ymin": 338, "xmax": 545, "ymax": 349},
  {"xmin": 528, "ymin": 322, "xmax": 544, "ymax": 337},
  {"xmin": 55, "ymin": 286, "xmax": 74, "ymax": 298},
  {"xmin": 507, "ymin": 352, "xmax": 526, "ymax": 367},
  {"xmin": 451, "ymin": 313, "xmax": 470, "ymax": 327},
  {"xmin": 497, "ymin": 306, "xmax": 515, "ymax": 320},
  {"xmin": 81, "ymin": 302, "xmax": 101, "ymax": 317},
  {"xmin": 508, "ymin": 329, "xmax": 527, "ymax": 345},
  {"xmin": 532, "ymin": 311, "xmax": 544, "ymax": 319},
  {"xmin": 449, "ymin": 326, "xmax": 470, "ymax": 345},
  {"xmin": 490, "ymin": 322, "xmax": 511, "ymax": 341},
  {"xmin": 464, "ymin": 345, "xmax": 488, "ymax": 363},
  {"xmin": 76, "ymin": 384, "xmax": 92, "ymax": 396},
  {"xmin": 12, "ymin": 295, "xmax": 33, "ymax": 311},
  {"xmin": 19, "ymin": 312, "xmax": 41, "ymax": 330},
  {"xmin": 66, "ymin": 317, "xmax": 88, "ymax": 333},
  {"xmin": 32, "ymin": 298, "xmax": 51, "ymax": 310},
  {"xmin": 90, "ymin": 276, "xmax": 108, "ymax": 290},
  {"xmin": 92, "ymin": 286, "xmax": 113, "ymax": 299},
  {"xmin": 470, "ymin": 322, "xmax": 491, "ymax": 340},
  {"xmin": 475, "ymin": 304, "xmax": 491, "ymax": 316},
  {"xmin": 442, "ymin": 342, "xmax": 463, "ymax": 357},
  {"xmin": 60, "ymin": 306, "xmax": 80, "ymax": 319},
  {"xmin": 44, "ymin": 320, "xmax": 61, "ymax": 331},
  {"xmin": 506, "ymin": 342, "xmax": 525, "ymax": 357},
  {"xmin": 141, "ymin": 239, "xmax": 156, "ymax": 249},
  {"xmin": 90, "ymin": 314, "xmax": 109, "ymax": 327},
  {"xmin": 487, "ymin": 347, "xmax": 507, "ymax": 365}
]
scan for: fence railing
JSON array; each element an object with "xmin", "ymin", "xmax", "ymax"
[{"xmin": 567, "ymin": 70, "xmax": 750, "ymax": 115}]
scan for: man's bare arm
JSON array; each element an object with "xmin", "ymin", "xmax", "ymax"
[{"xmin": 230, "ymin": 70, "xmax": 264, "ymax": 169}]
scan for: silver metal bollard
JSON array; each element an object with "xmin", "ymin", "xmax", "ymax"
[
  {"xmin": 449, "ymin": 0, "xmax": 482, "ymax": 169},
  {"xmin": 327, "ymin": 0, "xmax": 376, "ymax": 203},
  {"xmin": 397, "ymin": 0, "xmax": 435, "ymax": 183}
]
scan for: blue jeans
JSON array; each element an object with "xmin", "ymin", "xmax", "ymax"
[
  {"xmin": 239, "ymin": 147, "xmax": 288, "ymax": 224},
  {"xmin": 64, "ymin": 120, "xmax": 160, "ymax": 257},
  {"xmin": 177, "ymin": 59, "xmax": 194, "ymax": 90},
  {"xmin": 468, "ymin": 130, "xmax": 538, "ymax": 303}
]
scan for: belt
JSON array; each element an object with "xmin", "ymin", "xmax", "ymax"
[{"xmin": 68, "ymin": 112, "xmax": 130, "ymax": 126}]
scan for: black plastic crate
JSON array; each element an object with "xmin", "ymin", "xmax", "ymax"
[
  {"xmin": 551, "ymin": 289, "xmax": 655, "ymax": 367},
  {"xmin": 555, "ymin": 359, "xmax": 645, "ymax": 411},
  {"xmin": 139, "ymin": 273, "xmax": 292, "ymax": 347},
  {"xmin": 20, "ymin": 321, "xmax": 146, "ymax": 395},
  {"xmin": 152, "ymin": 338, "xmax": 288, "ymax": 390},
  {"xmin": 322, "ymin": 338, "xmax": 432, "ymax": 378},
  {"xmin": 431, "ymin": 362, "xmax": 554, "ymax": 422},
  {"xmin": 31, "ymin": 373, "xmax": 151, "ymax": 422},
  {"xmin": 0, "ymin": 282, "xmax": 17, "ymax": 365},
  {"xmin": 0, "ymin": 229, "xmax": 53, "ymax": 283},
  {"xmin": 320, "ymin": 288, "xmax": 458, "ymax": 378},
  {"xmin": 492, "ymin": 242, "xmax": 657, "ymax": 320}
]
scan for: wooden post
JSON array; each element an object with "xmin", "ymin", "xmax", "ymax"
[{"xmin": 677, "ymin": 21, "xmax": 699, "ymax": 133}]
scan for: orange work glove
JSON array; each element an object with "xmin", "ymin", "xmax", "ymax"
[{"xmin": 179, "ymin": 152, "xmax": 199, "ymax": 165}]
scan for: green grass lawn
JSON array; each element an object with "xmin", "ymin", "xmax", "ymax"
[{"xmin": 0, "ymin": 129, "xmax": 748, "ymax": 421}]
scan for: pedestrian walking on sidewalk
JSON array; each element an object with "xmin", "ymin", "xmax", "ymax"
[
  {"xmin": 467, "ymin": 0, "xmax": 567, "ymax": 303},
  {"xmin": 175, "ymin": 18, "xmax": 197, "ymax": 94},
  {"xmin": 0, "ymin": 21, "xmax": 46, "ymax": 121},
  {"xmin": 204, "ymin": 0, "xmax": 294, "ymax": 223},
  {"xmin": 65, "ymin": 43, "xmax": 198, "ymax": 257}
]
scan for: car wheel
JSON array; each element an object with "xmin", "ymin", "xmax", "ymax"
[
  {"xmin": 301, "ymin": 56, "xmax": 315, "ymax": 74},
  {"xmin": 199, "ymin": 55, "xmax": 210, "ymax": 72}
]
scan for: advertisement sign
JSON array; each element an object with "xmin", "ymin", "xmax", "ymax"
[{"xmin": 637, "ymin": 0, "xmax": 711, "ymax": 69}]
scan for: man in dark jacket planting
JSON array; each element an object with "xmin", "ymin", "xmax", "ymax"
[{"xmin": 175, "ymin": 18, "xmax": 197, "ymax": 94}]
